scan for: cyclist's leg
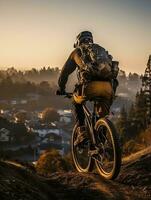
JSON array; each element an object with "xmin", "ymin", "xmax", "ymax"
[
  {"xmin": 71, "ymin": 84, "xmax": 89, "ymax": 145},
  {"xmin": 72, "ymin": 99, "xmax": 89, "ymax": 145},
  {"xmin": 71, "ymin": 84, "xmax": 85, "ymax": 126},
  {"xmin": 96, "ymin": 99, "xmax": 113, "ymax": 118},
  {"xmin": 72, "ymin": 99, "xmax": 85, "ymax": 126}
]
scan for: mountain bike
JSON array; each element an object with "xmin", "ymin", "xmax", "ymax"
[{"xmin": 65, "ymin": 93, "xmax": 121, "ymax": 180}]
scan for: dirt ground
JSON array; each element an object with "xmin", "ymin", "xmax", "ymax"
[{"xmin": 0, "ymin": 147, "xmax": 151, "ymax": 200}]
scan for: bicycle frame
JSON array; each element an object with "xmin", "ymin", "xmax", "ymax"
[
  {"xmin": 64, "ymin": 92, "xmax": 98, "ymax": 146},
  {"xmin": 82, "ymin": 102, "xmax": 97, "ymax": 146}
]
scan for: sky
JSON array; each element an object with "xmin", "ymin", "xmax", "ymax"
[{"xmin": 0, "ymin": 0, "xmax": 151, "ymax": 74}]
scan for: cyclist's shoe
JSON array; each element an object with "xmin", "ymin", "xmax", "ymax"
[{"xmin": 74, "ymin": 126, "xmax": 88, "ymax": 146}]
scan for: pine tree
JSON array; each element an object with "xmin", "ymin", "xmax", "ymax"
[
  {"xmin": 116, "ymin": 106, "xmax": 128, "ymax": 143},
  {"xmin": 135, "ymin": 89, "xmax": 147, "ymax": 131},
  {"xmin": 127, "ymin": 103, "xmax": 137, "ymax": 139}
]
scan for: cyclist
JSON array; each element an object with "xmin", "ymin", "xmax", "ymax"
[{"xmin": 56, "ymin": 31, "xmax": 119, "ymax": 145}]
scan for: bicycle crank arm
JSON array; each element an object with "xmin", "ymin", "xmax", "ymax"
[
  {"xmin": 88, "ymin": 147, "xmax": 104, "ymax": 165},
  {"xmin": 92, "ymin": 155, "xmax": 103, "ymax": 166},
  {"xmin": 88, "ymin": 147, "xmax": 99, "ymax": 157}
]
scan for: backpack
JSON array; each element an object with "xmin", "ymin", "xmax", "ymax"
[{"xmin": 78, "ymin": 43, "xmax": 118, "ymax": 83}]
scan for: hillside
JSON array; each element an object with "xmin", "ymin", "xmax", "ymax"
[{"xmin": 0, "ymin": 147, "xmax": 151, "ymax": 200}]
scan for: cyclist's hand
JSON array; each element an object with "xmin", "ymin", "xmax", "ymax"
[{"xmin": 56, "ymin": 88, "xmax": 66, "ymax": 95}]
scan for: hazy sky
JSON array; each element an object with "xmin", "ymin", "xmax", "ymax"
[{"xmin": 0, "ymin": 0, "xmax": 151, "ymax": 74}]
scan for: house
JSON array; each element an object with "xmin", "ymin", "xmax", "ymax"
[
  {"xmin": 26, "ymin": 93, "xmax": 40, "ymax": 101},
  {"xmin": 60, "ymin": 129, "xmax": 71, "ymax": 154},
  {"xmin": 33, "ymin": 128, "xmax": 60, "ymax": 138},
  {"xmin": 0, "ymin": 128, "xmax": 10, "ymax": 142},
  {"xmin": 38, "ymin": 132, "xmax": 62, "ymax": 155},
  {"xmin": 0, "ymin": 100, "xmax": 8, "ymax": 104},
  {"xmin": 41, "ymin": 132, "xmax": 62, "ymax": 144},
  {"xmin": 58, "ymin": 109, "xmax": 72, "ymax": 124},
  {"xmin": 20, "ymin": 99, "xmax": 28, "ymax": 104},
  {"xmin": 0, "ymin": 110, "xmax": 11, "ymax": 118},
  {"xmin": 31, "ymin": 126, "xmax": 62, "ymax": 153}
]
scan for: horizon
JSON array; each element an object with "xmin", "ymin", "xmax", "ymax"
[
  {"xmin": 0, "ymin": 65, "xmax": 144, "ymax": 76},
  {"xmin": 0, "ymin": 0, "xmax": 151, "ymax": 74}
]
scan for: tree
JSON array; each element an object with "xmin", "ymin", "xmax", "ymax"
[
  {"xmin": 118, "ymin": 70, "xmax": 127, "ymax": 86},
  {"xmin": 135, "ymin": 90, "xmax": 147, "ymax": 130},
  {"xmin": 127, "ymin": 103, "xmax": 137, "ymax": 139},
  {"xmin": 116, "ymin": 106, "xmax": 128, "ymax": 143},
  {"xmin": 12, "ymin": 122, "xmax": 28, "ymax": 144},
  {"xmin": 14, "ymin": 111, "xmax": 27, "ymax": 123},
  {"xmin": 41, "ymin": 107, "xmax": 60, "ymax": 123},
  {"xmin": 128, "ymin": 73, "xmax": 139, "ymax": 82},
  {"xmin": 38, "ymin": 81, "xmax": 50, "ymax": 95},
  {"xmin": 124, "ymin": 90, "xmax": 148, "ymax": 140}
]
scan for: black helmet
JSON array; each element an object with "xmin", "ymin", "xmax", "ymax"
[{"xmin": 74, "ymin": 31, "xmax": 93, "ymax": 48}]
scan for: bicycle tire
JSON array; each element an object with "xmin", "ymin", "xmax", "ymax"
[
  {"xmin": 94, "ymin": 118, "xmax": 121, "ymax": 179},
  {"xmin": 71, "ymin": 123, "xmax": 94, "ymax": 173}
]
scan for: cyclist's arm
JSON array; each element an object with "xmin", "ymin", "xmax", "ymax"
[{"xmin": 58, "ymin": 50, "xmax": 77, "ymax": 90}]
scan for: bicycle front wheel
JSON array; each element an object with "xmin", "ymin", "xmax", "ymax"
[
  {"xmin": 71, "ymin": 123, "xmax": 94, "ymax": 173},
  {"xmin": 94, "ymin": 118, "xmax": 121, "ymax": 179}
]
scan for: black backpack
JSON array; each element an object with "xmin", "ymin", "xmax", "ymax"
[{"xmin": 78, "ymin": 43, "xmax": 119, "ymax": 83}]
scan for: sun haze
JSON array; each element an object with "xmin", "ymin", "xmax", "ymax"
[{"xmin": 0, "ymin": 0, "xmax": 151, "ymax": 74}]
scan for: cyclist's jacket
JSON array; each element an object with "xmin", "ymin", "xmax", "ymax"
[{"xmin": 58, "ymin": 47, "xmax": 119, "ymax": 93}]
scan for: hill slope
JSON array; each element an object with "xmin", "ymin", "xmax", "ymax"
[{"xmin": 0, "ymin": 147, "xmax": 151, "ymax": 200}]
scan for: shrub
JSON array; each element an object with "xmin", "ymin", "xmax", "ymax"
[
  {"xmin": 41, "ymin": 107, "xmax": 60, "ymax": 123},
  {"xmin": 123, "ymin": 139, "xmax": 145, "ymax": 156},
  {"xmin": 137, "ymin": 126, "xmax": 151, "ymax": 146},
  {"xmin": 36, "ymin": 148, "xmax": 72, "ymax": 176}
]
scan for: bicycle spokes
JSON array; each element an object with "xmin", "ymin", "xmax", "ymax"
[
  {"xmin": 72, "ymin": 125, "xmax": 93, "ymax": 172},
  {"xmin": 95, "ymin": 125, "xmax": 115, "ymax": 174}
]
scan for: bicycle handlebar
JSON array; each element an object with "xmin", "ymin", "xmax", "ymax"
[
  {"xmin": 56, "ymin": 91, "xmax": 73, "ymax": 98},
  {"xmin": 64, "ymin": 92, "xmax": 73, "ymax": 98}
]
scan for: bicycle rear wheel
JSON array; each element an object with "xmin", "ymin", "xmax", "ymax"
[
  {"xmin": 94, "ymin": 118, "xmax": 121, "ymax": 179},
  {"xmin": 71, "ymin": 123, "xmax": 94, "ymax": 172}
]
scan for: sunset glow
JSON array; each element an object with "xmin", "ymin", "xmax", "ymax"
[{"xmin": 0, "ymin": 0, "xmax": 151, "ymax": 74}]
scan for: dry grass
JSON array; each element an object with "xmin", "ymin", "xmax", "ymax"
[{"xmin": 35, "ymin": 149, "xmax": 72, "ymax": 176}]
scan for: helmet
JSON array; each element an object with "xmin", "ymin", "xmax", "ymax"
[{"xmin": 74, "ymin": 31, "xmax": 93, "ymax": 48}]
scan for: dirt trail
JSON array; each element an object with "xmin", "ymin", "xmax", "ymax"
[{"xmin": 0, "ymin": 147, "xmax": 151, "ymax": 200}]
